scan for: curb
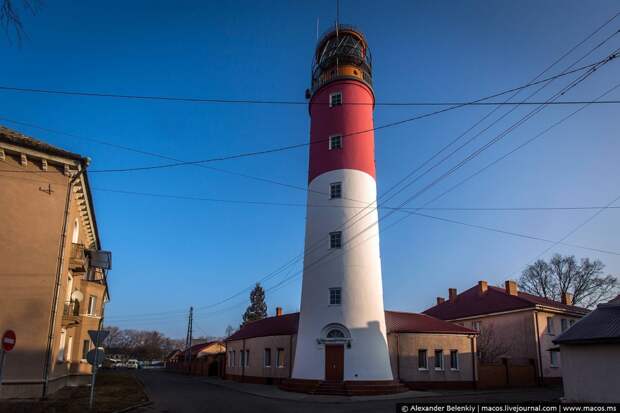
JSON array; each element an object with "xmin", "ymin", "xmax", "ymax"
[{"xmin": 111, "ymin": 372, "xmax": 152, "ymax": 413}]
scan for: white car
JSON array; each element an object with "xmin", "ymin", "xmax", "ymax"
[{"xmin": 126, "ymin": 359, "xmax": 139, "ymax": 369}]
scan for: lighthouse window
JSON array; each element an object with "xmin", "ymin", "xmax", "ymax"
[
  {"xmin": 329, "ymin": 231, "xmax": 342, "ymax": 249},
  {"xmin": 329, "ymin": 288, "xmax": 342, "ymax": 305},
  {"xmin": 329, "ymin": 135, "xmax": 343, "ymax": 150},
  {"xmin": 330, "ymin": 182, "xmax": 342, "ymax": 199},
  {"xmin": 329, "ymin": 92, "xmax": 342, "ymax": 107}
]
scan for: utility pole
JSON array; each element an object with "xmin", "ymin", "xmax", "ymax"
[{"xmin": 185, "ymin": 306, "xmax": 193, "ymax": 373}]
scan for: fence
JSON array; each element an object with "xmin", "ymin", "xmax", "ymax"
[{"xmin": 478, "ymin": 358, "xmax": 537, "ymax": 389}]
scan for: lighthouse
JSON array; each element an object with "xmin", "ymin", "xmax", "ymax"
[{"xmin": 291, "ymin": 25, "xmax": 394, "ymax": 382}]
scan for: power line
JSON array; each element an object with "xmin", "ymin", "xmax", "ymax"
[{"xmin": 0, "ymin": 85, "xmax": 617, "ymax": 106}]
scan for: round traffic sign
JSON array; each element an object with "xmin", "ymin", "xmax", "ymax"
[{"xmin": 2, "ymin": 330, "xmax": 16, "ymax": 352}]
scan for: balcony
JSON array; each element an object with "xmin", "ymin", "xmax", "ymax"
[
  {"xmin": 69, "ymin": 243, "xmax": 87, "ymax": 273},
  {"xmin": 61, "ymin": 300, "xmax": 81, "ymax": 327}
]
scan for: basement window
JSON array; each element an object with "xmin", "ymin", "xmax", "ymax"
[
  {"xmin": 418, "ymin": 349, "xmax": 428, "ymax": 370},
  {"xmin": 329, "ymin": 92, "xmax": 342, "ymax": 107},
  {"xmin": 329, "ymin": 231, "xmax": 342, "ymax": 249},
  {"xmin": 329, "ymin": 182, "xmax": 342, "ymax": 199},
  {"xmin": 329, "ymin": 135, "xmax": 343, "ymax": 150}
]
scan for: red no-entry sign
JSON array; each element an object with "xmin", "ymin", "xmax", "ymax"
[{"xmin": 2, "ymin": 330, "xmax": 16, "ymax": 352}]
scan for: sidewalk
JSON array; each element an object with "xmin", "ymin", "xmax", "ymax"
[{"xmin": 198, "ymin": 376, "xmax": 436, "ymax": 403}]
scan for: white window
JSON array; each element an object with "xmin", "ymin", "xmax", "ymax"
[
  {"xmin": 329, "ymin": 135, "xmax": 343, "ymax": 150},
  {"xmin": 550, "ymin": 351, "xmax": 559, "ymax": 367},
  {"xmin": 418, "ymin": 349, "xmax": 428, "ymax": 370},
  {"xmin": 547, "ymin": 317, "xmax": 554, "ymax": 334},
  {"xmin": 264, "ymin": 348, "xmax": 271, "ymax": 367},
  {"xmin": 329, "ymin": 287, "xmax": 342, "ymax": 305},
  {"xmin": 471, "ymin": 321, "xmax": 481, "ymax": 332},
  {"xmin": 230, "ymin": 351, "xmax": 235, "ymax": 367},
  {"xmin": 329, "ymin": 182, "xmax": 342, "ymax": 199},
  {"xmin": 57, "ymin": 329, "xmax": 67, "ymax": 362},
  {"xmin": 65, "ymin": 273, "xmax": 73, "ymax": 303},
  {"xmin": 72, "ymin": 219, "xmax": 79, "ymax": 244},
  {"xmin": 434, "ymin": 349, "xmax": 444, "ymax": 370},
  {"xmin": 329, "ymin": 231, "xmax": 342, "ymax": 249},
  {"xmin": 561, "ymin": 319, "xmax": 569, "ymax": 332},
  {"xmin": 276, "ymin": 348, "xmax": 285, "ymax": 368},
  {"xmin": 450, "ymin": 350, "xmax": 459, "ymax": 370},
  {"xmin": 66, "ymin": 336, "xmax": 73, "ymax": 362},
  {"xmin": 88, "ymin": 295, "xmax": 97, "ymax": 316},
  {"xmin": 329, "ymin": 92, "xmax": 342, "ymax": 107}
]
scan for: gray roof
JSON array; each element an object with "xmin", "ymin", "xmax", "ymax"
[{"xmin": 553, "ymin": 301, "xmax": 620, "ymax": 345}]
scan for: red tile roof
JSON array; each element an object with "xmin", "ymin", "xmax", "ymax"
[
  {"xmin": 0, "ymin": 125, "xmax": 85, "ymax": 161},
  {"xmin": 423, "ymin": 285, "xmax": 588, "ymax": 321},
  {"xmin": 225, "ymin": 310, "xmax": 475, "ymax": 341}
]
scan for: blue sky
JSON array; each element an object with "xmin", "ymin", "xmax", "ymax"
[{"xmin": 1, "ymin": 1, "xmax": 619, "ymax": 339}]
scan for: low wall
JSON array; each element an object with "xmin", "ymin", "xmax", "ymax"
[{"xmin": 478, "ymin": 358, "xmax": 537, "ymax": 389}]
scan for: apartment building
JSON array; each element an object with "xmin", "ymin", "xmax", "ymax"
[{"xmin": 0, "ymin": 126, "xmax": 111, "ymax": 398}]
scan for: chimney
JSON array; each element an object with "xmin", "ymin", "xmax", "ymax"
[
  {"xmin": 505, "ymin": 280, "xmax": 518, "ymax": 296},
  {"xmin": 478, "ymin": 280, "xmax": 488, "ymax": 294},
  {"xmin": 561, "ymin": 292, "xmax": 573, "ymax": 306},
  {"xmin": 448, "ymin": 288, "xmax": 457, "ymax": 302},
  {"xmin": 276, "ymin": 307, "xmax": 283, "ymax": 317},
  {"xmin": 436, "ymin": 297, "xmax": 445, "ymax": 305}
]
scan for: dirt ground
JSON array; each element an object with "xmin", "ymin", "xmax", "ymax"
[{"xmin": 0, "ymin": 370, "xmax": 149, "ymax": 413}]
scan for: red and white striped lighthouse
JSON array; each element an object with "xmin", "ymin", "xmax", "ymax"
[{"xmin": 292, "ymin": 25, "xmax": 393, "ymax": 382}]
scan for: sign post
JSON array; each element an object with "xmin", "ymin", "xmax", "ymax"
[
  {"xmin": 0, "ymin": 330, "xmax": 17, "ymax": 387},
  {"xmin": 87, "ymin": 329, "xmax": 108, "ymax": 410}
]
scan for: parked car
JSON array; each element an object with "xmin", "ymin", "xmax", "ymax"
[{"xmin": 126, "ymin": 359, "xmax": 139, "ymax": 369}]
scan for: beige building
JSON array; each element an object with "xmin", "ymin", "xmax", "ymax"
[
  {"xmin": 225, "ymin": 308, "xmax": 477, "ymax": 394},
  {"xmin": 0, "ymin": 126, "xmax": 111, "ymax": 399},
  {"xmin": 553, "ymin": 296, "xmax": 620, "ymax": 403},
  {"xmin": 424, "ymin": 280, "xmax": 588, "ymax": 383}
]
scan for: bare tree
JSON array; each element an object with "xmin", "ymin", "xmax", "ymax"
[
  {"xmin": 477, "ymin": 322, "xmax": 511, "ymax": 363},
  {"xmin": 519, "ymin": 254, "xmax": 618, "ymax": 308},
  {"xmin": 1, "ymin": 0, "xmax": 39, "ymax": 43}
]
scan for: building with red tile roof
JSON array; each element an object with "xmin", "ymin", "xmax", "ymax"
[{"xmin": 423, "ymin": 280, "xmax": 589, "ymax": 384}]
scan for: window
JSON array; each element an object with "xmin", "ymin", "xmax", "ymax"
[
  {"xmin": 57, "ymin": 329, "xmax": 67, "ymax": 362},
  {"xmin": 450, "ymin": 350, "xmax": 459, "ymax": 370},
  {"xmin": 230, "ymin": 351, "xmax": 235, "ymax": 368},
  {"xmin": 82, "ymin": 339, "xmax": 90, "ymax": 360},
  {"xmin": 88, "ymin": 295, "xmax": 97, "ymax": 316},
  {"xmin": 569, "ymin": 319, "xmax": 575, "ymax": 327},
  {"xmin": 561, "ymin": 319, "xmax": 569, "ymax": 332},
  {"xmin": 550, "ymin": 351, "xmax": 559, "ymax": 367},
  {"xmin": 66, "ymin": 336, "xmax": 73, "ymax": 362},
  {"xmin": 329, "ymin": 287, "xmax": 342, "ymax": 305},
  {"xmin": 547, "ymin": 317, "xmax": 554, "ymax": 334},
  {"xmin": 264, "ymin": 348, "xmax": 271, "ymax": 367},
  {"xmin": 240, "ymin": 350, "xmax": 245, "ymax": 367},
  {"xmin": 326, "ymin": 329, "xmax": 345, "ymax": 339},
  {"xmin": 245, "ymin": 350, "xmax": 250, "ymax": 367},
  {"xmin": 329, "ymin": 135, "xmax": 342, "ymax": 150},
  {"xmin": 329, "ymin": 231, "xmax": 342, "ymax": 249},
  {"xmin": 434, "ymin": 350, "xmax": 444, "ymax": 370},
  {"xmin": 329, "ymin": 92, "xmax": 342, "ymax": 107},
  {"xmin": 276, "ymin": 348, "xmax": 285, "ymax": 368},
  {"xmin": 471, "ymin": 321, "xmax": 481, "ymax": 332},
  {"xmin": 329, "ymin": 182, "xmax": 342, "ymax": 199},
  {"xmin": 72, "ymin": 219, "xmax": 79, "ymax": 244},
  {"xmin": 418, "ymin": 349, "xmax": 428, "ymax": 370}
]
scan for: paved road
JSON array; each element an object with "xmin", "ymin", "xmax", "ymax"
[{"xmin": 134, "ymin": 370, "xmax": 562, "ymax": 413}]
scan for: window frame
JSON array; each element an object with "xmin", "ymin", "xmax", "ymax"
[
  {"xmin": 245, "ymin": 350, "xmax": 250, "ymax": 367},
  {"xmin": 329, "ymin": 182, "xmax": 342, "ymax": 199},
  {"xmin": 276, "ymin": 348, "xmax": 285, "ymax": 368},
  {"xmin": 547, "ymin": 316, "xmax": 554, "ymax": 335},
  {"xmin": 329, "ymin": 287, "xmax": 342, "ymax": 306},
  {"xmin": 329, "ymin": 92, "xmax": 343, "ymax": 107},
  {"xmin": 550, "ymin": 350, "xmax": 559, "ymax": 368},
  {"xmin": 88, "ymin": 295, "xmax": 97, "ymax": 316},
  {"xmin": 81, "ymin": 339, "xmax": 90, "ymax": 361},
  {"xmin": 434, "ymin": 349, "xmax": 444, "ymax": 371},
  {"xmin": 264, "ymin": 348, "xmax": 271, "ymax": 367},
  {"xmin": 471, "ymin": 321, "xmax": 481, "ymax": 332},
  {"xmin": 450, "ymin": 349, "xmax": 459, "ymax": 370},
  {"xmin": 328, "ymin": 135, "xmax": 343, "ymax": 150},
  {"xmin": 418, "ymin": 349, "xmax": 428, "ymax": 370},
  {"xmin": 329, "ymin": 231, "xmax": 342, "ymax": 249},
  {"xmin": 561, "ymin": 318, "xmax": 569, "ymax": 332}
]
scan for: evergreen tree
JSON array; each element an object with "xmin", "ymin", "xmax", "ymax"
[{"xmin": 242, "ymin": 283, "xmax": 267, "ymax": 325}]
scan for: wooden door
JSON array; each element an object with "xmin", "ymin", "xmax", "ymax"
[{"xmin": 324, "ymin": 345, "xmax": 344, "ymax": 382}]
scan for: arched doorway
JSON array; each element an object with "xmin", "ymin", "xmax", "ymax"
[{"xmin": 320, "ymin": 324, "xmax": 351, "ymax": 382}]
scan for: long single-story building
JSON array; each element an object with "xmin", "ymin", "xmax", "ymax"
[{"xmin": 225, "ymin": 308, "xmax": 477, "ymax": 393}]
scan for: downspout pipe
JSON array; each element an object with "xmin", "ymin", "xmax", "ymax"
[
  {"xmin": 534, "ymin": 310, "xmax": 544, "ymax": 385},
  {"xmin": 42, "ymin": 167, "xmax": 85, "ymax": 399},
  {"xmin": 470, "ymin": 335, "xmax": 477, "ymax": 389}
]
